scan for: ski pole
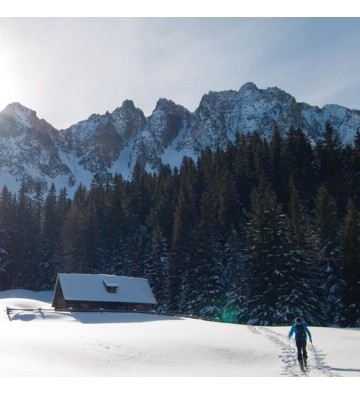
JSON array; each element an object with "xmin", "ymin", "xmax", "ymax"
[
  {"xmin": 311, "ymin": 341, "xmax": 317, "ymax": 357},
  {"xmin": 288, "ymin": 337, "xmax": 291, "ymax": 362}
]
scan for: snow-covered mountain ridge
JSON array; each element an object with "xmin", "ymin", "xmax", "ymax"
[{"xmin": 1, "ymin": 82, "xmax": 360, "ymax": 195}]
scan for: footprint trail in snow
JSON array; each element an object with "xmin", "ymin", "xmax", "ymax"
[{"xmin": 248, "ymin": 326, "xmax": 339, "ymax": 377}]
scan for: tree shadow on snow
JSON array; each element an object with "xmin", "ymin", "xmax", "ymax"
[{"xmin": 72, "ymin": 311, "xmax": 185, "ymax": 324}]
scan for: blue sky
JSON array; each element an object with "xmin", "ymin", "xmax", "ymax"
[{"xmin": 0, "ymin": 17, "xmax": 359, "ymax": 129}]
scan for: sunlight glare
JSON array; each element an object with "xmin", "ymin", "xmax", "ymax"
[{"xmin": 0, "ymin": 49, "xmax": 19, "ymax": 111}]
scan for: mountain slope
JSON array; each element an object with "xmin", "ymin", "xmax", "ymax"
[
  {"xmin": 1, "ymin": 83, "xmax": 360, "ymax": 195},
  {"xmin": 0, "ymin": 103, "xmax": 72, "ymax": 191}
]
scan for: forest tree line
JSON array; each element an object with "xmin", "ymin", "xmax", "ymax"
[{"xmin": 0, "ymin": 123, "xmax": 359, "ymax": 327}]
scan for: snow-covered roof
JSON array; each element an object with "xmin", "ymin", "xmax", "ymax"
[{"xmin": 54, "ymin": 273, "xmax": 157, "ymax": 305}]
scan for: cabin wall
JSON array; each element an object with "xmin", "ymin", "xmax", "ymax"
[
  {"xmin": 52, "ymin": 282, "xmax": 67, "ymax": 309},
  {"xmin": 55, "ymin": 299, "xmax": 154, "ymax": 312}
]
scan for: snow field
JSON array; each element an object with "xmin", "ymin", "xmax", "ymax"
[{"xmin": 0, "ymin": 289, "xmax": 358, "ymax": 395}]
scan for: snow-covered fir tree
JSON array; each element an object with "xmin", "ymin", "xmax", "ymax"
[
  {"xmin": 314, "ymin": 185, "xmax": 341, "ymax": 325},
  {"xmin": 339, "ymin": 200, "xmax": 360, "ymax": 327},
  {"xmin": 244, "ymin": 181, "xmax": 324, "ymax": 325},
  {"xmin": 222, "ymin": 228, "xmax": 247, "ymax": 323}
]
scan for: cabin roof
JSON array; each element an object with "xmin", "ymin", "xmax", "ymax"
[{"xmin": 53, "ymin": 273, "xmax": 157, "ymax": 305}]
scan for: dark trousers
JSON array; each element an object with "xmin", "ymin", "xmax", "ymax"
[{"xmin": 296, "ymin": 341, "xmax": 308, "ymax": 362}]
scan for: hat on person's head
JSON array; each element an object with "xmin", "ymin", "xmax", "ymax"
[{"xmin": 295, "ymin": 316, "xmax": 303, "ymax": 323}]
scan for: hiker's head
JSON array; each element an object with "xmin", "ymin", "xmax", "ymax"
[{"xmin": 295, "ymin": 316, "xmax": 303, "ymax": 323}]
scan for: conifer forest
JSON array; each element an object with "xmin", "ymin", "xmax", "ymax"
[{"xmin": 0, "ymin": 123, "xmax": 359, "ymax": 327}]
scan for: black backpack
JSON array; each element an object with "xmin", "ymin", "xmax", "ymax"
[{"xmin": 295, "ymin": 323, "xmax": 307, "ymax": 341}]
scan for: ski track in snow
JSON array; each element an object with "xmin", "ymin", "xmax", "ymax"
[{"xmin": 248, "ymin": 326, "xmax": 339, "ymax": 377}]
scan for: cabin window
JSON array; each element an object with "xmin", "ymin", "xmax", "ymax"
[{"xmin": 103, "ymin": 280, "xmax": 119, "ymax": 294}]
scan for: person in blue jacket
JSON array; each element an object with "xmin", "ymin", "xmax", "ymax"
[{"xmin": 288, "ymin": 316, "xmax": 312, "ymax": 369}]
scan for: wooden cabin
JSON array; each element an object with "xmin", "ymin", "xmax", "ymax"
[{"xmin": 52, "ymin": 273, "xmax": 157, "ymax": 312}]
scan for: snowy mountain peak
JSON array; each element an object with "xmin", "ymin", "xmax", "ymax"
[
  {"xmin": 239, "ymin": 81, "xmax": 259, "ymax": 92},
  {"xmin": 154, "ymin": 98, "xmax": 181, "ymax": 112},
  {"xmin": 2, "ymin": 101, "xmax": 36, "ymax": 117},
  {"xmin": 119, "ymin": 99, "xmax": 137, "ymax": 110},
  {"xmin": 2, "ymin": 82, "xmax": 360, "ymax": 195},
  {"xmin": 1, "ymin": 102, "xmax": 38, "ymax": 128},
  {"xmin": 0, "ymin": 102, "xmax": 56, "ymax": 134}
]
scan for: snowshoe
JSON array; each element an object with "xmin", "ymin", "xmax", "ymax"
[{"xmin": 299, "ymin": 360, "xmax": 304, "ymax": 372}]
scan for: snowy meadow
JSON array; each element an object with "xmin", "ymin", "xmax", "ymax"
[
  {"xmin": 0, "ymin": 289, "xmax": 357, "ymax": 395},
  {"xmin": 0, "ymin": 290, "xmax": 359, "ymax": 387}
]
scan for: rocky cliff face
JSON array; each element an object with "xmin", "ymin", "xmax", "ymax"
[
  {"xmin": 56, "ymin": 99, "xmax": 146, "ymax": 174},
  {"xmin": 128, "ymin": 98, "xmax": 191, "ymax": 171},
  {"xmin": 1, "ymin": 83, "xmax": 360, "ymax": 195},
  {"xmin": 0, "ymin": 103, "xmax": 72, "ymax": 190}
]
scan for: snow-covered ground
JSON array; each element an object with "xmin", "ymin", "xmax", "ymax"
[{"xmin": 0, "ymin": 290, "xmax": 358, "ymax": 392}]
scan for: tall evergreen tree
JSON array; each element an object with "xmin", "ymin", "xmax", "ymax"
[
  {"xmin": 288, "ymin": 178, "xmax": 312, "ymax": 249},
  {"xmin": 284, "ymin": 127, "xmax": 315, "ymax": 209},
  {"xmin": 339, "ymin": 200, "xmax": 360, "ymax": 326},
  {"xmin": 147, "ymin": 164, "xmax": 177, "ymax": 244},
  {"xmin": 244, "ymin": 182, "xmax": 323, "ymax": 325},
  {"xmin": 0, "ymin": 186, "xmax": 16, "ymax": 289},
  {"xmin": 146, "ymin": 225, "xmax": 169, "ymax": 310},
  {"xmin": 222, "ymin": 228, "xmax": 247, "ymax": 323},
  {"xmin": 349, "ymin": 129, "xmax": 360, "ymax": 206},
  {"xmin": 126, "ymin": 227, "xmax": 150, "ymax": 278},
  {"xmin": 180, "ymin": 190, "xmax": 223, "ymax": 318},
  {"xmin": 316, "ymin": 122, "xmax": 344, "ymax": 207},
  {"xmin": 269, "ymin": 125, "xmax": 288, "ymax": 206},
  {"xmin": 314, "ymin": 184, "xmax": 341, "ymax": 324},
  {"xmin": 15, "ymin": 182, "xmax": 40, "ymax": 289},
  {"xmin": 37, "ymin": 183, "xmax": 60, "ymax": 289},
  {"xmin": 60, "ymin": 185, "xmax": 89, "ymax": 273},
  {"xmin": 233, "ymin": 133, "xmax": 253, "ymax": 214},
  {"xmin": 168, "ymin": 157, "xmax": 198, "ymax": 313}
]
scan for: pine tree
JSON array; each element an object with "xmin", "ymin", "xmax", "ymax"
[
  {"xmin": 103, "ymin": 174, "xmax": 129, "ymax": 276},
  {"xmin": 284, "ymin": 127, "xmax": 315, "ymax": 209},
  {"xmin": 339, "ymin": 200, "xmax": 360, "ymax": 326},
  {"xmin": 249, "ymin": 132, "xmax": 270, "ymax": 183},
  {"xmin": 168, "ymin": 157, "xmax": 198, "ymax": 313},
  {"xmin": 126, "ymin": 227, "xmax": 150, "ymax": 278},
  {"xmin": 0, "ymin": 186, "xmax": 16, "ymax": 289},
  {"xmin": 222, "ymin": 228, "xmax": 247, "ymax": 323},
  {"xmin": 147, "ymin": 164, "xmax": 177, "ymax": 244},
  {"xmin": 37, "ymin": 183, "xmax": 60, "ymax": 289},
  {"xmin": 0, "ymin": 247, "xmax": 10, "ymax": 290},
  {"xmin": 244, "ymin": 182, "xmax": 323, "ymax": 325},
  {"xmin": 217, "ymin": 168, "xmax": 240, "ymax": 231},
  {"xmin": 146, "ymin": 225, "xmax": 169, "ymax": 310},
  {"xmin": 233, "ymin": 133, "xmax": 252, "ymax": 214},
  {"xmin": 314, "ymin": 184, "xmax": 341, "ymax": 324},
  {"xmin": 288, "ymin": 178, "xmax": 311, "ymax": 248},
  {"xmin": 349, "ymin": 129, "xmax": 360, "ymax": 206},
  {"xmin": 60, "ymin": 185, "xmax": 89, "ymax": 273},
  {"xmin": 14, "ymin": 182, "xmax": 40, "ymax": 289},
  {"xmin": 181, "ymin": 190, "xmax": 223, "ymax": 319},
  {"xmin": 85, "ymin": 175, "xmax": 114, "ymax": 274},
  {"xmin": 316, "ymin": 122, "xmax": 344, "ymax": 206},
  {"xmin": 269, "ymin": 125, "xmax": 288, "ymax": 206}
]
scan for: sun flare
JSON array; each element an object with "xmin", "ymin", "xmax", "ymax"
[{"xmin": 0, "ymin": 52, "xmax": 18, "ymax": 111}]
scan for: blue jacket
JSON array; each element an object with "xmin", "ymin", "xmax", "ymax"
[{"xmin": 288, "ymin": 322, "xmax": 312, "ymax": 342}]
